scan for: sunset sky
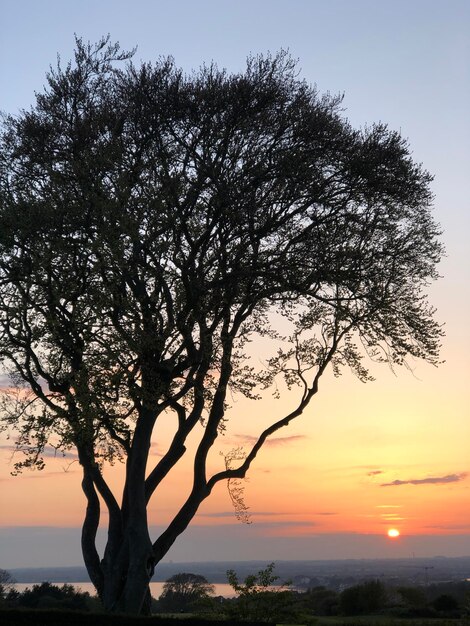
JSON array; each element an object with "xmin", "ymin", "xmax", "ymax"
[{"xmin": 0, "ymin": 0, "xmax": 469, "ymax": 569}]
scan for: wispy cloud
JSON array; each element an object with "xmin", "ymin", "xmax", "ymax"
[
  {"xmin": 425, "ymin": 523, "xmax": 470, "ymax": 530},
  {"xmin": 376, "ymin": 505, "xmax": 402, "ymax": 508},
  {"xmin": 367, "ymin": 470, "xmax": 383, "ymax": 476},
  {"xmin": 198, "ymin": 511, "xmax": 241, "ymax": 519},
  {"xmin": 234, "ymin": 434, "xmax": 306, "ymax": 447},
  {"xmin": 149, "ymin": 442, "xmax": 164, "ymax": 457},
  {"xmin": 197, "ymin": 510, "xmax": 337, "ymax": 520},
  {"xmin": 192, "ymin": 515, "xmax": 317, "ymax": 532},
  {"xmin": 381, "ymin": 473, "xmax": 467, "ymax": 487},
  {"xmin": 0, "ymin": 374, "xmax": 12, "ymax": 388},
  {"xmin": 198, "ymin": 511, "xmax": 281, "ymax": 518},
  {"xmin": 0, "ymin": 467, "xmax": 79, "ymax": 480},
  {"xmin": 0, "ymin": 443, "xmax": 77, "ymax": 460},
  {"xmin": 257, "ymin": 520, "xmax": 316, "ymax": 529}
]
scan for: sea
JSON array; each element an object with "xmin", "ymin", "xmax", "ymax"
[{"xmin": 14, "ymin": 582, "xmax": 236, "ymax": 598}]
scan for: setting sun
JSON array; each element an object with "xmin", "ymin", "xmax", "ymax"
[{"xmin": 387, "ymin": 529, "xmax": 400, "ymax": 538}]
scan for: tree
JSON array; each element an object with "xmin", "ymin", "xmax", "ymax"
[
  {"xmin": 396, "ymin": 585, "xmax": 427, "ymax": 609},
  {"xmin": 156, "ymin": 572, "xmax": 214, "ymax": 613},
  {"xmin": 432, "ymin": 593, "xmax": 459, "ymax": 613},
  {"xmin": 16, "ymin": 582, "xmax": 92, "ymax": 611},
  {"xmin": 304, "ymin": 586, "xmax": 339, "ymax": 616},
  {"xmin": 0, "ymin": 569, "xmax": 16, "ymax": 603},
  {"xmin": 226, "ymin": 562, "xmax": 294, "ymax": 622},
  {"xmin": 0, "ymin": 36, "xmax": 442, "ymax": 615},
  {"xmin": 340, "ymin": 580, "xmax": 388, "ymax": 615}
]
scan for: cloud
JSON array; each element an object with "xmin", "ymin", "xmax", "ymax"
[
  {"xmin": 197, "ymin": 510, "xmax": 337, "ymax": 521},
  {"xmin": 149, "ymin": 442, "xmax": 164, "ymax": 457},
  {"xmin": 0, "ymin": 442, "xmax": 79, "ymax": 477},
  {"xmin": 425, "ymin": 523, "xmax": 470, "ymax": 530},
  {"xmin": 42, "ymin": 447, "xmax": 77, "ymax": 460},
  {"xmin": 191, "ymin": 516, "xmax": 317, "ymax": 532},
  {"xmin": 0, "ymin": 443, "xmax": 77, "ymax": 460},
  {"xmin": 0, "ymin": 466, "xmax": 79, "ymax": 480},
  {"xmin": 197, "ymin": 511, "xmax": 243, "ymax": 519},
  {"xmin": 376, "ymin": 505, "xmax": 402, "ymax": 508},
  {"xmin": 381, "ymin": 473, "xmax": 467, "ymax": 487},
  {"xmin": 256, "ymin": 520, "xmax": 316, "ymax": 529},
  {"xmin": 367, "ymin": 470, "xmax": 383, "ymax": 476},
  {"xmin": 0, "ymin": 374, "xmax": 12, "ymax": 388},
  {"xmin": 234, "ymin": 434, "xmax": 306, "ymax": 447},
  {"xmin": 198, "ymin": 511, "xmax": 281, "ymax": 518}
]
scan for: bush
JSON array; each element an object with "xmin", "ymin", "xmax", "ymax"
[
  {"xmin": 396, "ymin": 585, "xmax": 427, "ymax": 608},
  {"xmin": 15, "ymin": 582, "xmax": 92, "ymax": 612},
  {"xmin": 225, "ymin": 562, "xmax": 297, "ymax": 622},
  {"xmin": 0, "ymin": 610, "xmax": 271, "ymax": 626},
  {"xmin": 303, "ymin": 586, "xmax": 339, "ymax": 616},
  {"xmin": 339, "ymin": 579, "xmax": 387, "ymax": 615},
  {"xmin": 433, "ymin": 592, "xmax": 460, "ymax": 613}
]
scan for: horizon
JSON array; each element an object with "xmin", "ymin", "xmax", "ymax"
[
  {"xmin": 8, "ymin": 555, "xmax": 470, "ymax": 591},
  {"xmin": 2, "ymin": 525, "xmax": 470, "ymax": 569},
  {"xmin": 9, "ymin": 553, "xmax": 470, "ymax": 570},
  {"xmin": 1, "ymin": 0, "xmax": 469, "ymax": 573}
]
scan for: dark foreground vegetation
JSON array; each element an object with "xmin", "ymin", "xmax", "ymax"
[
  {"xmin": 2, "ymin": 565, "xmax": 470, "ymax": 624},
  {"xmin": 0, "ymin": 608, "xmax": 266, "ymax": 626},
  {"xmin": 2, "ymin": 612, "xmax": 470, "ymax": 626}
]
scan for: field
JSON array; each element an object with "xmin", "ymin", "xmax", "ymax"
[
  {"xmin": 1, "ymin": 610, "xmax": 470, "ymax": 626},
  {"xmin": 310, "ymin": 617, "xmax": 470, "ymax": 626}
]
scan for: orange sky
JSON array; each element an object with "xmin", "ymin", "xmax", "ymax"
[{"xmin": 1, "ymin": 350, "xmax": 469, "ymax": 548}]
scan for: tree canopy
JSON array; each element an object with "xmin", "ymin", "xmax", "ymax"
[
  {"xmin": 0, "ymin": 36, "xmax": 442, "ymax": 614},
  {"xmin": 157, "ymin": 573, "xmax": 215, "ymax": 613}
]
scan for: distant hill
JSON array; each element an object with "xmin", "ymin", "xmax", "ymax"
[
  {"xmin": 10, "ymin": 566, "xmax": 89, "ymax": 583},
  {"xmin": 10, "ymin": 556, "xmax": 470, "ymax": 587}
]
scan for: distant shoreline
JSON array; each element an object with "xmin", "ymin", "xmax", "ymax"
[
  {"xmin": 12, "ymin": 582, "xmax": 237, "ymax": 598},
  {"xmin": 9, "ymin": 556, "xmax": 470, "ymax": 586}
]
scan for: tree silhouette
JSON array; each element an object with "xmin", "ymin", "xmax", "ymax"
[
  {"xmin": 226, "ymin": 562, "xmax": 294, "ymax": 621},
  {"xmin": 340, "ymin": 580, "xmax": 388, "ymax": 615},
  {"xmin": 157, "ymin": 573, "xmax": 214, "ymax": 612},
  {"xmin": 0, "ymin": 36, "xmax": 442, "ymax": 614},
  {"xmin": 0, "ymin": 569, "xmax": 16, "ymax": 603}
]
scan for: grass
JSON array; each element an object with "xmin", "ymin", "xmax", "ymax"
[
  {"xmin": 2, "ymin": 608, "xmax": 469, "ymax": 626},
  {"xmin": 308, "ymin": 617, "xmax": 470, "ymax": 626}
]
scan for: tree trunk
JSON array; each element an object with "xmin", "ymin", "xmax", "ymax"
[
  {"xmin": 100, "ymin": 542, "xmax": 154, "ymax": 615},
  {"xmin": 94, "ymin": 496, "xmax": 203, "ymax": 614}
]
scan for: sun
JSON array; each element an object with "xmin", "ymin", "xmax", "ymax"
[{"xmin": 387, "ymin": 528, "xmax": 400, "ymax": 538}]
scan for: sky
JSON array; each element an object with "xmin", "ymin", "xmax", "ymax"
[{"xmin": 0, "ymin": 0, "xmax": 469, "ymax": 569}]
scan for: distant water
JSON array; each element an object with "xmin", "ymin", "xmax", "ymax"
[{"xmin": 14, "ymin": 582, "xmax": 236, "ymax": 598}]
